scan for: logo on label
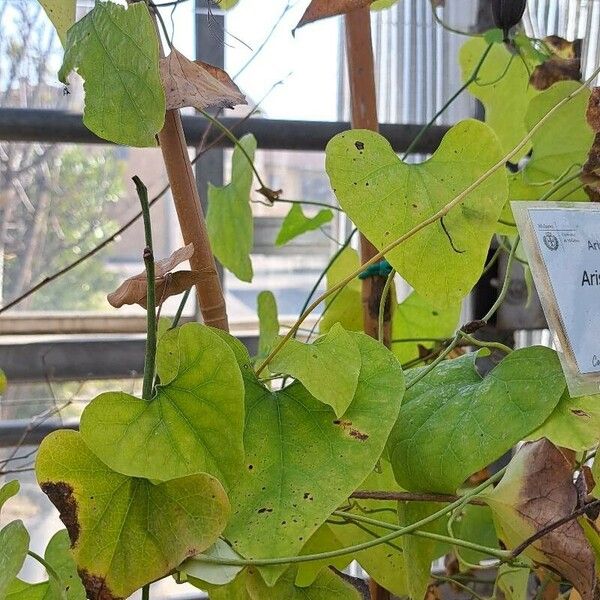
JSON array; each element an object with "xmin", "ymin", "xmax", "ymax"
[{"xmin": 543, "ymin": 232, "xmax": 559, "ymax": 251}]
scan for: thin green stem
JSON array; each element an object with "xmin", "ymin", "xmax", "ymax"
[
  {"xmin": 27, "ymin": 551, "xmax": 62, "ymax": 588},
  {"xmin": 482, "ymin": 244, "xmax": 503, "ymax": 277},
  {"xmin": 255, "ymin": 65, "xmax": 600, "ymax": 376},
  {"xmin": 482, "ymin": 236, "xmax": 519, "ymax": 323},
  {"xmin": 169, "ymin": 288, "xmax": 191, "ymax": 331},
  {"xmin": 403, "ymin": 42, "xmax": 493, "ymax": 159},
  {"xmin": 391, "ymin": 337, "xmax": 448, "ymax": 344},
  {"xmin": 274, "ymin": 198, "xmax": 342, "ymax": 211},
  {"xmin": 189, "ymin": 468, "xmax": 506, "ymax": 567},
  {"xmin": 142, "ymin": 584, "xmax": 150, "ymax": 600},
  {"xmin": 540, "ymin": 169, "xmax": 582, "ymax": 201},
  {"xmin": 378, "ymin": 268, "xmax": 396, "ymax": 343},
  {"xmin": 460, "ymin": 332, "xmax": 512, "ymax": 354},
  {"xmin": 331, "ymin": 510, "xmax": 509, "ymax": 560},
  {"xmin": 133, "ymin": 176, "xmax": 157, "ymax": 401},
  {"xmin": 431, "ymin": 6, "xmax": 481, "ymax": 38},
  {"xmin": 431, "ymin": 575, "xmax": 489, "ymax": 600},
  {"xmin": 199, "ymin": 109, "xmax": 270, "ymax": 192}
]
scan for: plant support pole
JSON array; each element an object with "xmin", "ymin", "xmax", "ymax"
[
  {"xmin": 344, "ymin": 9, "xmax": 392, "ymax": 598},
  {"xmin": 345, "ymin": 7, "xmax": 393, "ymax": 348},
  {"xmin": 148, "ymin": 4, "xmax": 229, "ymax": 331}
]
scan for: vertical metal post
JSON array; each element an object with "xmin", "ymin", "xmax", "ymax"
[{"xmin": 195, "ymin": 1, "xmax": 225, "ymax": 280}]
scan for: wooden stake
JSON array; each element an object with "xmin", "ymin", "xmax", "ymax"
[
  {"xmin": 157, "ymin": 110, "xmax": 229, "ymax": 331},
  {"xmin": 345, "ymin": 8, "xmax": 392, "ymax": 600},
  {"xmin": 344, "ymin": 7, "xmax": 393, "ymax": 348}
]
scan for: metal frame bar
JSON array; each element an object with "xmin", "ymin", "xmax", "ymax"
[{"xmin": 0, "ymin": 108, "xmax": 449, "ymax": 153}]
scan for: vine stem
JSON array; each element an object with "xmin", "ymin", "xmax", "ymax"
[
  {"xmin": 133, "ymin": 176, "xmax": 157, "ymax": 401},
  {"xmin": 378, "ymin": 268, "xmax": 396, "ymax": 344},
  {"xmin": 191, "ymin": 468, "xmax": 506, "ymax": 567},
  {"xmin": 331, "ymin": 509, "xmax": 510, "ymax": 560},
  {"xmin": 27, "ymin": 551, "xmax": 63, "ymax": 588},
  {"xmin": 402, "ymin": 41, "xmax": 494, "ymax": 159},
  {"xmin": 256, "ymin": 60, "xmax": 600, "ymax": 376},
  {"xmin": 142, "ymin": 584, "xmax": 150, "ymax": 600}
]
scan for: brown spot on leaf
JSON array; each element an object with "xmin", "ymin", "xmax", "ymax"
[
  {"xmin": 79, "ymin": 569, "xmax": 123, "ymax": 600},
  {"xmin": 257, "ymin": 507, "xmax": 273, "ymax": 514},
  {"xmin": 349, "ymin": 429, "xmax": 369, "ymax": 441},
  {"xmin": 571, "ymin": 409, "xmax": 591, "ymax": 418},
  {"xmin": 354, "ymin": 141, "xmax": 365, "ymax": 150},
  {"xmin": 41, "ymin": 481, "xmax": 80, "ymax": 545},
  {"xmin": 333, "ymin": 418, "xmax": 369, "ymax": 441}
]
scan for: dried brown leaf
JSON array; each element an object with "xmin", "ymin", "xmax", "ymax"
[
  {"xmin": 295, "ymin": 0, "xmax": 373, "ymax": 29},
  {"xmin": 160, "ymin": 48, "xmax": 246, "ymax": 112},
  {"xmin": 485, "ymin": 439, "xmax": 596, "ymax": 600},
  {"xmin": 107, "ymin": 244, "xmax": 208, "ymax": 309},
  {"xmin": 583, "ymin": 88, "xmax": 600, "ymax": 201},
  {"xmin": 530, "ymin": 36, "xmax": 582, "ymax": 91}
]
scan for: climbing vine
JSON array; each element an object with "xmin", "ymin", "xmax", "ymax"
[{"xmin": 2, "ymin": 0, "xmax": 600, "ymax": 599}]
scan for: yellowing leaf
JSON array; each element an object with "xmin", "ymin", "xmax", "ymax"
[
  {"xmin": 526, "ymin": 390, "xmax": 600, "ymax": 451},
  {"xmin": 484, "ymin": 439, "xmax": 596, "ymax": 600},
  {"xmin": 269, "ymin": 323, "xmax": 362, "ymax": 417},
  {"xmin": 326, "ymin": 122, "xmax": 508, "ymax": 308},
  {"xmin": 320, "ymin": 247, "xmax": 363, "ymax": 334},
  {"xmin": 275, "ymin": 204, "xmax": 333, "ymax": 246},
  {"xmin": 58, "ymin": 1, "xmax": 165, "ymax": 147},
  {"xmin": 460, "ymin": 37, "xmax": 540, "ymax": 159},
  {"xmin": 80, "ymin": 323, "xmax": 245, "ymax": 489},
  {"xmin": 225, "ymin": 332, "xmax": 404, "ymax": 585},
  {"xmin": 40, "ymin": 0, "xmax": 76, "ymax": 45},
  {"xmin": 257, "ymin": 291, "xmax": 279, "ymax": 361},
  {"xmin": 160, "ymin": 48, "xmax": 246, "ymax": 112},
  {"xmin": 207, "ymin": 134, "xmax": 256, "ymax": 282},
  {"xmin": 36, "ymin": 430, "xmax": 230, "ymax": 600},
  {"xmin": 391, "ymin": 291, "xmax": 460, "ymax": 365}
]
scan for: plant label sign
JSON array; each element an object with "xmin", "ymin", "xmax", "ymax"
[{"xmin": 513, "ymin": 201, "xmax": 600, "ymax": 396}]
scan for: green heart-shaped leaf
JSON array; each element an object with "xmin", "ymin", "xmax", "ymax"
[
  {"xmin": 80, "ymin": 323, "xmax": 245, "ymax": 488},
  {"xmin": 326, "ymin": 121, "xmax": 507, "ymax": 308},
  {"xmin": 388, "ymin": 346, "xmax": 565, "ymax": 493},
  {"xmin": 37, "ymin": 430, "xmax": 230, "ymax": 600},
  {"xmin": 225, "ymin": 332, "xmax": 404, "ymax": 585},
  {"xmin": 0, "ymin": 480, "xmax": 19, "ymax": 513},
  {"xmin": 58, "ymin": 1, "xmax": 165, "ymax": 147},
  {"xmin": 0, "ymin": 521, "xmax": 29, "ymax": 598},
  {"xmin": 270, "ymin": 323, "xmax": 362, "ymax": 417},
  {"xmin": 275, "ymin": 204, "xmax": 333, "ymax": 246},
  {"xmin": 257, "ymin": 291, "xmax": 280, "ymax": 361},
  {"xmin": 207, "ymin": 134, "xmax": 256, "ymax": 282}
]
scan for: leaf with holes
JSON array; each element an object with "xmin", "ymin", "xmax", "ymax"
[
  {"xmin": 483, "ymin": 439, "xmax": 596, "ymax": 600},
  {"xmin": 460, "ymin": 37, "xmax": 540, "ymax": 159},
  {"xmin": 269, "ymin": 323, "xmax": 362, "ymax": 417},
  {"xmin": 58, "ymin": 1, "xmax": 165, "ymax": 147},
  {"xmin": 525, "ymin": 390, "xmax": 600, "ymax": 451},
  {"xmin": 391, "ymin": 291, "xmax": 460, "ymax": 365},
  {"xmin": 0, "ymin": 521, "xmax": 29, "ymax": 599},
  {"xmin": 36, "ymin": 430, "xmax": 229, "ymax": 600},
  {"xmin": 80, "ymin": 323, "xmax": 245, "ymax": 488},
  {"xmin": 388, "ymin": 346, "xmax": 565, "ymax": 493},
  {"xmin": 276, "ymin": 204, "xmax": 333, "ymax": 246},
  {"xmin": 326, "ymin": 121, "xmax": 507, "ymax": 308},
  {"xmin": 320, "ymin": 247, "xmax": 363, "ymax": 334},
  {"xmin": 225, "ymin": 331, "xmax": 404, "ymax": 585},
  {"xmin": 207, "ymin": 134, "xmax": 256, "ymax": 282}
]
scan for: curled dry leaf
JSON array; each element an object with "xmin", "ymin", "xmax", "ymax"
[
  {"xmin": 530, "ymin": 36, "xmax": 582, "ymax": 91},
  {"xmin": 583, "ymin": 88, "xmax": 600, "ymax": 201},
  {"xmin": 107, "ymin": 244, "xmax": 207, "ymax": 308},
  {"xmin": 295, "ymin": 0, "xmax": 373, "ymax": 29},
  {"xmin": 484, "ymin": 439, "xmax": 596, "ymax": 600},
  {"xmin": 160, "ymin": 48, "xmax": 246, "ymax": 112}
]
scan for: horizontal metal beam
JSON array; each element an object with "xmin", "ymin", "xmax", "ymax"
[
  {"xmin": 0, "ymin": 109, "xmax": 449, "ymax": 154},
  {"xmin": 0, "ymin": 334, "xmax": 259, "ymax": 383},
  {"xmin": 0, "ymin": 418, "xmax": 79, "ymax": 448}
]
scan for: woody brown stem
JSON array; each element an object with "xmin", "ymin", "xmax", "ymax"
[{"xmin": 345, "ymin": 8, "xmax": 392, "ymax": 347}]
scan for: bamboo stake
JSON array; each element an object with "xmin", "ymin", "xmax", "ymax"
[
  {"xmin": 344, "ymin": 8, "xmax": 392, "ymax": 600},
  {"xmin": 345, "ymin": 7, "xmax": 393, "ymax": 348}
]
